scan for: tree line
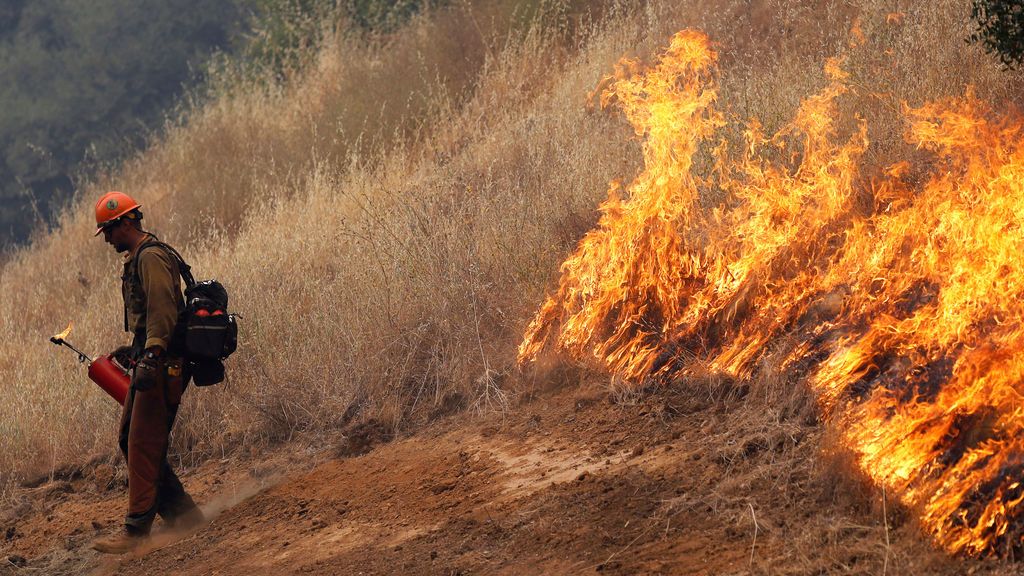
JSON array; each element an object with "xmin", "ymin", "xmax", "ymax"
[{"xmin": 0, "ymin": 0, "xmax": 430, "ymax": 249}]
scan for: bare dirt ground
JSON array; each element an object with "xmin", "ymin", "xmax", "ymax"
[{"xmin": 1, "ymin": 378, "xmax": 1019, "ymax": 575}]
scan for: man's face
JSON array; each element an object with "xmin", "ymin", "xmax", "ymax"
[{"xmin": 101, "ymin": 220, "xmax": 131, "ymax": 253}]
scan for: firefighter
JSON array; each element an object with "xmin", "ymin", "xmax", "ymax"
[{"xmin": 91, "ymin": 191, "xmax": 204, "ymax": 554}]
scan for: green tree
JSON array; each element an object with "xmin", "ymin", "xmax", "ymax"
[
  {"xmin": 241, "ymin": 0, "xmax": 437, "ymax": 76},
  {"xmin": 0, "ymin": 0, "xmax": 244, "ymax": 245},
  {"xmin": 242, "ymin": 0, "xmax": 340, "ymax": 77},
  {"xmin": 0, "ymin": 0, "xmax": 436, "ymax": 248}
]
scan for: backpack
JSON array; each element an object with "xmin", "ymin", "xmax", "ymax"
[{"xmin": 133, "ymin": 239, "xmax": 238, "ymax": 386}]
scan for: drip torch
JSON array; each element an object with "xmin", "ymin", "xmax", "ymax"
[{"xmin": 50, "ymin": 322, "xmax": 129, "ymax": 405}]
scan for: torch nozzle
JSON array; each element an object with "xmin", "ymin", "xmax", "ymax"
[
  {"xmin": 48, "ymin": 321, "xmax": 128, "ymax": 405},
  {"xmin": 49, "ymin": 324, "xmax": 92, "ymax": 364}
]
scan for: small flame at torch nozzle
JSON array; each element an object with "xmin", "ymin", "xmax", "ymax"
[{"xmin": 50, "ymin": 321, "xmax": 73, "ymax": 344}]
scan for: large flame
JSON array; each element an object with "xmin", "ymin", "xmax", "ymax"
[{"xmin": 520, "ymin": 30, "xmax": 1024, "ymax": 556}]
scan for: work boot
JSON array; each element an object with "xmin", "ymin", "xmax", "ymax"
[{"xmin": 91, "ymin": 528, "xmax": 148, "ymax": 554}]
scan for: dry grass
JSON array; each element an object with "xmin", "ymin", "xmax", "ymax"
[
  {"xmin": 1, "ymin": 0, "xmax": 1021, "ymax": 535},
  {"xmin": 0, "ymin": 0, "xmax": 625, "ymax": 480}
]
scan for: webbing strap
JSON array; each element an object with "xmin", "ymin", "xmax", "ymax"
[{"xmin": 132, "ymin": 237, "xmax": 196, "ymax": 289}]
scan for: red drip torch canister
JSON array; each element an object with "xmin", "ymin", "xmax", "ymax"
[{"xmin": 87, "ymin": 355, "xmax": 130, "ymax": 406}]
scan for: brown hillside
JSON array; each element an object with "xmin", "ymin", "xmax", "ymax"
[{"xmin": 2, "ymin": 0, "xmax": 1023, "ymax": 572}]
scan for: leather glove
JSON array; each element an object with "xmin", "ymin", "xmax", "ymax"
[
  {"xmin": 112, "ymin": 345, "xmax": 134, "ymax": 369},
  {"xmin": 131, "ymin": 348, "xmax": 162, "ymax": 391}
]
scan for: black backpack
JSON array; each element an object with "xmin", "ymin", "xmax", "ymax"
[{"xmin": 133, "ymin": 239, "xmax": 238, "ymax": 385}]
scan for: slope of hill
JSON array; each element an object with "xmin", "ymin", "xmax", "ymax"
[{"xmin": 3, "ymin": 379, "xmax": 1013, "ymax": 575}]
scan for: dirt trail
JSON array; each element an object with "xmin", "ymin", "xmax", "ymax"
[{"xmin": 0, "ymin": 382, "xmax": 1016, "ymax": 575}]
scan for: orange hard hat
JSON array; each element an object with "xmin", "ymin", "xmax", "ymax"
[{"xmin": 94, "ymin": 191, "xmax": 142, "ymax": 235}]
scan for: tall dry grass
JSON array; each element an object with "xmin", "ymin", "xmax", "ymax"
[{"xmin": 1, "ymin": 0, "xmax": 1021, "ymax": 508}]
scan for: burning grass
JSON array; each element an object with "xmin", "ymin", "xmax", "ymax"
[
  {"xmin": 2, "ymin": 0, "xmax": 1024, "ymax": 565},
  {"xmin": 519, "ymin": 9, "xmax": 1024, "ymax": 559}
]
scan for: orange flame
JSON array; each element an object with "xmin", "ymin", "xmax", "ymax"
[
  {"xmin": 520, "ymin": 30, "xmax": 1024, "ymax": 556},
  {"xmin": 52, "ymin": 322, "xmax": 73, "ymax": 342},
  {"xmin": 850, "ymin": 18, "xmax": 866, "ymax": 47}
]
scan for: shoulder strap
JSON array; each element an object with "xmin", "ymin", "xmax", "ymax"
[{"xmin": 132, "ymin": 236, "xmax": 196, "ymax": 289}]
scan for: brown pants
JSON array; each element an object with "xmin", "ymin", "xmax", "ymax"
[{"xmin": 117, "ymin": 357, "xmax": 198, "ymax": 533}]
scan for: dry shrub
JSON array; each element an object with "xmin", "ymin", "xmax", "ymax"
[
  {"xmin": 640, "ymin": 337, "xmax": 982, "ymax": 573},
  {"xmin": 0, "ymin": 0, "xmax": 624, "ymax": 482},
  {"xmin": 95, "ymin": 0, "xmax": 553, "ymax": 246}
]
